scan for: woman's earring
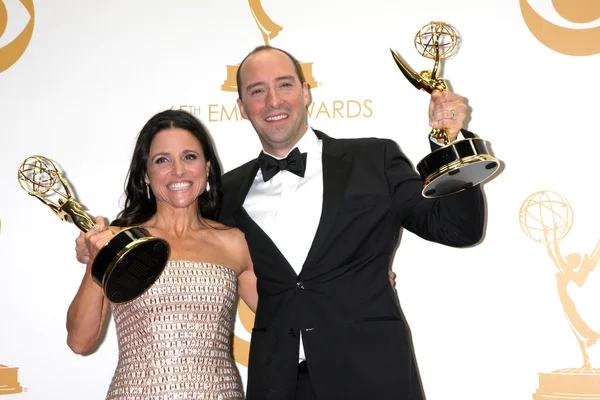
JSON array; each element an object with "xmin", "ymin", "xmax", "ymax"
[
  {"xmin": 146, "ymin": 183, "xmax": 151, "ymax": 199},
  {"xmin": 205, "ymin": 180, "xmax": 211, "ymax": 193}
]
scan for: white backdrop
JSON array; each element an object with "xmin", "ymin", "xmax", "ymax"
[{"xmin": 1, "ymin": 0, "xmax": 600, "ymax": 399}]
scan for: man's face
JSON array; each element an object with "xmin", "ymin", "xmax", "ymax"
[{"xmin": 237, "ymin": 49, "xmax": 310, "ymax": 157}]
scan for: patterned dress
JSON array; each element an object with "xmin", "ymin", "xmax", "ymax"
[{"xmin": 105, "ymin": 261, "xmax": 243, "ymax": 400}]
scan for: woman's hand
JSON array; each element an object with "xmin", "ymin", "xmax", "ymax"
[{"xmin": 83, "ymin": 216, "xmax": 114, "ymax": 262}]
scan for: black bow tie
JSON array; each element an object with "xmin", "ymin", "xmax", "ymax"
[{"xmin": 258, "ymin": 147, "xmax": 307, "ymax": 182}]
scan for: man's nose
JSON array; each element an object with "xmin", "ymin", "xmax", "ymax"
[{"xmin": 267, "ymin": 88, "xmax": 281, "ymax": 107}]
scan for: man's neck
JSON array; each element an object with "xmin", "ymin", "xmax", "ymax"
[{"xmin": 263, "ymin": 126, "xmax": 310, "ymax": 158}]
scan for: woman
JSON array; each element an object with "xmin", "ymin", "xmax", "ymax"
[{"xmin": 66, "ymin": 110, "xmax": 257, "ymax": 400}]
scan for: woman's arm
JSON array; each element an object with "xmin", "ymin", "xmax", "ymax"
[
  {"xmin": 238, "ymin": 268, "xmax": 258, "ymax": 313},
  {"xmin": 233, "ymin": 229, "xmax": 258, "ymax": 313},
  {"xmin": 65, "ymin": 216, "xmax": 114, "ymax": 354},
  {"xmin": 66, "ymin": 262, "xmax": 110, "ymax": 354}
]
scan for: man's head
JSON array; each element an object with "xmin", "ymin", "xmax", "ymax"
[
  {"xmin": 236, "ymin": 46, "xmax": 306, "ymax": 98},
  {"xmin": 236, "ymin": 46, "xmax": 310, "ymax": 158}
]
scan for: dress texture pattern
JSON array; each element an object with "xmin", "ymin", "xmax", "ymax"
[{"xmin": 105, "ymin": 261, "xmax": 243, "ymax": 400}]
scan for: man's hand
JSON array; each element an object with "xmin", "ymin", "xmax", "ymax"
[
  {"xmin": 388, "ymin": 270, "xmax": 396, "ymax": 289},
  {"xmin": 429, "ymin": 89, "xmax": 467, "ymax": 143}
]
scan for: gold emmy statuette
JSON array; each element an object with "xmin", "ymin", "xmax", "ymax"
[
  {"xmin": 221, "ymin": 0, "xmax": 317, "ymax": 91},
  {"xmin": 18, "ymin": 156, "xmax": 169, "ymax": 304},
  {"xmin": 390, "ymin": 21, "xmax": 499, "ymax": 198},
  {"xmin": 519, "ymin": 191, "xmax": 600, "ymax": 399}
]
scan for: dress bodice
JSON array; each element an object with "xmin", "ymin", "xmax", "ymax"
[{"xmin": 105, "ymin": 261, "xmax": 243, "ymax": 400}]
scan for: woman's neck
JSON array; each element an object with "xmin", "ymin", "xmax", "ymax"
[{"xmin": 145, "ymin": 202, "xmax": 205, "ymax": 238}]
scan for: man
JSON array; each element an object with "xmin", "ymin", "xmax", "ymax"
[
  {"xmin": 76, "ymin": 46, "xmax": 484, "ymax": 399},
  {"xmin": 220, "ymin": 46, "xmax": 484, "ymax": 399}
]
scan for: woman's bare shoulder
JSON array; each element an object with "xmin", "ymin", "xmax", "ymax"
[
  {"xmin": 202, "ymin": 219, "xmax": 232, "ymax": 230},
  {"xmin": 203, "ymin": 221, "xmax": 247, "ymax": 247}
]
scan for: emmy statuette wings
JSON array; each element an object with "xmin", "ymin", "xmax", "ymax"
[
  {"xmin": 18, "ymin": 156, "xmax": 170, "ymax": 304},
  {"xmin": 390, "ymin": 22, "xmax": 500, "ymax": 198}
]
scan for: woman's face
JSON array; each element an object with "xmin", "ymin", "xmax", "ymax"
[{"xmin": 145, "ymin": 128, "xmax": 209, "ymax": 210}]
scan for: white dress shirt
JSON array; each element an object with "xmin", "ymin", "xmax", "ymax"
[{"xmin": 242, "ymin": 127, "xmax": 323, "ymax": 362}]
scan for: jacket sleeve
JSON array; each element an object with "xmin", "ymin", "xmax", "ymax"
[{"xmin": 383, "ymin": 138, "xmax": 485, "ymax": 247}]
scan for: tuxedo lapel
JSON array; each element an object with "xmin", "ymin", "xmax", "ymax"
[
  {"xmin": 302, "ymin": 132, "xmax": 351, "ymax": 273},
  {"xmin": 234, "ymin": 161, "xmax": 260, "ymax": 208},
  {"xmin": 231, "ymin": 159, "xmax": 298, "ymax": 278},
  {"xmin": 235, "ymin": 206, "xmax": 298, "ymax": 279},
  {"xmin": 230, "ymin": 160, "xmax": 258, "ymax": 232}
]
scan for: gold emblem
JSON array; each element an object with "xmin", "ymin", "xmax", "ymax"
[
  {"xmin": 221, "ymin": 0, "xmax": 318, "ymax": 92},
  {"xmin": 232, "ymin": 299, "xmax": 255, "ymax": 367},
  {"xmin": 0, "ymin": 0, "xmax": 35, "ymax": 73},
  {"xmin": 0, "ymin": 364, "xmax": 23, "ymax": 395},
  {"xmin": 520, "ymin": 0, "xmax": 600, "ymax": 56},
  {"xmin": 520, "ymin": 191, "xmax": 600, "ymax": 399}
]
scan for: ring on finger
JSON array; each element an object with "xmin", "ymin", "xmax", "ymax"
[
  {"xmin": 450, "ymin": 110, "xmax": 455, "ymax": 120},
  {"xmin": 92, "ymin": 224, "xmax": 100, "ymax": 232}
]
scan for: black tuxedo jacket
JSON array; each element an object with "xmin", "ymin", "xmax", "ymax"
[{"xmin": 220, "ymin": 130, "xmax": 485, "ymax": 400}]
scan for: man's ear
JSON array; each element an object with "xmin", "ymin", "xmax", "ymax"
[
  {"xmin": 238, "ymin": 98, "xmax": 249, "ymax": 120},
  {"xmin": 302, "ymin": 82, "xmax": 310, "ymax": 108}
]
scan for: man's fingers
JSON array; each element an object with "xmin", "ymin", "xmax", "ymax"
[{"xmin": 388, "ymin": 270, "xmax": 397, "ymax": 288}]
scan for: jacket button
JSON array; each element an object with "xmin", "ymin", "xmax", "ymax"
[
  {"xmin": 296, "ymin": 281, "xmax": 305, "ymax": 290},
  {"xmin": 289, "ymin": 328, "xmax": 297, "ymax": 336}
]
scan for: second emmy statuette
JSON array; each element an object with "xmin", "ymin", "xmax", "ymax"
[
  {"xmin": 390, "ymin": 21, "xmax": 499, "ymax": 198},
  {"xmin": 18, "ymin": 156, "xmax": 170, "ymax": 304}
]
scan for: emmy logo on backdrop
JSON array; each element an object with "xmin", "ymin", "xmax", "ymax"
[
  {"xmin": 0, "ymin": 364, "xmax": 23, "ymax": 394},
  {"xmin": 221, "ymin": 0, "xmax": 317, "ymax": 92},
  {"xmin": 0, "ymin": 0, "xmax": 35, "ymax": 73},
  {"xmin": 519, "ymin": 190, "xmax": 600, "ymax": 399},
  {"xmin": 390, "ymin": 22, "xmax": 499, "ymax": 198},
  {"xmin": 520, "ymin": 0, "xmax": 600, "ymax": 56},
  {"xmin": 18, "ymin": 156, "xmax": 170, "ymax": 304},
  {"xmin": 232, "ymin": 298, "xmax": 255, "ymax": 367}
]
